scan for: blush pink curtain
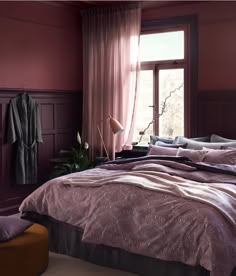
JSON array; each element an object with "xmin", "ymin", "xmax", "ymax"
[{"xmin": 81, "ymin": 3, "xmax": 141, "ymax": 160}]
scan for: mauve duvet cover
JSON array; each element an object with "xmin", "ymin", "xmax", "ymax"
[{"xmin": 19, "ymin": 157, "xmax": 236, "ymax": 276}]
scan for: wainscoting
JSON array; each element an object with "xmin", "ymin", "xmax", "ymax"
[{"xmin": 0, "ymin": 89, "xmax": 82, "ymax": 215}]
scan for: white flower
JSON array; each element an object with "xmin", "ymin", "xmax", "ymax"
[
  {"xmin": 84, "ymin": 142, "xmax": 89, "ymax": 150},
  {"xmin": 77, "ymin": 131, "xmax": 81, "ymax": 144}
]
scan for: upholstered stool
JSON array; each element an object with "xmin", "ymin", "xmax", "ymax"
[{"xmin": 0, "ymin": 223, "xmax": 49, "ymax": 276}]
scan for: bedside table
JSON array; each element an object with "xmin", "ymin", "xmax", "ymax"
[
  {"xmin": 94, "ymin": 156, "xmax": 108, "ymax": 166},
  {"xmin": 115, "ymin": 145, "xmax": 148, "ymax": 159}
]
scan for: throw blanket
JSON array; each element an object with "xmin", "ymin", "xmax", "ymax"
[{"xmin": 64, "ymin": 168, "xmax": 236, "ymax": 229}]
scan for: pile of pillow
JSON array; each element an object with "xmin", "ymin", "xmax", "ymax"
[
  {"xmin": 174, "ymin": 134, "xmax": 236, "ymax": 150},
  {"xmin": 148, "ymin": 134, "xmax": 236, "ymax": 165},
  {"xmin": 150, "ymin": 135, "xmax": 210, "ymax": 145}
]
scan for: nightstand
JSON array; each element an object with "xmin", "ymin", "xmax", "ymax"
[
  {"xmin": 115, "ymin": 145, "xmax": 148, "ymax": 159},
  {"xmin": 94, "ymin": 156, "xmax": 108, "ymax": 166}
]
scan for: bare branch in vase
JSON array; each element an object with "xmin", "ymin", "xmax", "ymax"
[{"xmin": 138, "ymin": 83, "xmax": 184, "ymax": 144}]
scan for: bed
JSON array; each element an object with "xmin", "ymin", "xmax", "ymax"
[{"xmin": 19, "ymin": 143, "xmax": 236, "ymax": 276}]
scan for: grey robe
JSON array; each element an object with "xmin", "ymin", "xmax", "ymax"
[{"xmin": 7, "ymin": 93, "xmax": 43, "ymax": 185}]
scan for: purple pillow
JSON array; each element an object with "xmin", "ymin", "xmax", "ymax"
[
  {"xmin": 147, "ymin": 145, "xmax": 178, "ymax": 156},
  {"xmin": 202, "ymin": 147, "xmax": 236, "ymax": 165},
  {"xmin": 0, "ymin": 216, "xmax": 33, "ymax": 241},
  {"xmin": 176, "ymin": 148, "xmax": 208, "ymax": 162}
]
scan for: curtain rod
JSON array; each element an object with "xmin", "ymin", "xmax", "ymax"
[{"xmin": 80, "ymin": 2, "xmax": 142, "ymax": 16}]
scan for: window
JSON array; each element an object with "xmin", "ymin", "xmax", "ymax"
[{"xmin": 133, "ymin": 25, "xmax": 190, "ymax": 144}]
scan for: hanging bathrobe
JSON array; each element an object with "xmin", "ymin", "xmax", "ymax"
[{"xmin": 7, "ymin": 93, "xmax": 43, "ymax": 185}]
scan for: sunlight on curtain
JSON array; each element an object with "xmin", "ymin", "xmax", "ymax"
[{"xmin": 81, "ymin": 4, "xmax": 141, "ymax": 160}]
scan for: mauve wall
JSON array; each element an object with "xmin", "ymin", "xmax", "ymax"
[
  {"xmin": 142, "ymin": 1, "xmax": 236, "ymax": 90},
  {"xmin": 0, "ymin": 1, "xmax": 82, "ymax": 91}
]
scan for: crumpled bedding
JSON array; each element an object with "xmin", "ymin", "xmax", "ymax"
[{"xmin": 19, "ymin": 157, "xmax": 236, "ymax": 276}]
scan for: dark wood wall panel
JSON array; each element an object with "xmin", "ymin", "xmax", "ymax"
[
  {"xmin": 0, "ymin": 89, "xmax": 82, "ymax": 215},
  {"xmin": 0, "ymin": 137, "xmax": 2, "ymax": 192},
  {"xmin": 197, "ymin": 90, "xmax": 236, "ymax": 139},
  {"xmin": 198, "ymin": 102, "xmax": 222, "ymax": 136},
  {"xmin": 2, "ymin": 143, "xmax": 13, "ymax": 193},
  {"xmin": 0, "ymin": 104, "xmax": 2, "ymax": 131},
  {"xmin": 56, "ymin": 103, "xmax": 73, "ymax": 129},
  {"xmin": 38, "ymin": 134, "xmax": 55, "ymax": 183},
  {"xmin": 0, "ymin": 104, "xmax": 2, "ymax": 192},
  {"xmin": 41, "ymin": 104, "xmax": 54, "ymax": 130},
  {"xmin": 55, "ymin": 132, "xmax": 75, "ymax": 153},
  {"xmin": 220, "ymin": 103, "xmax": 236, "ymax": 137}
]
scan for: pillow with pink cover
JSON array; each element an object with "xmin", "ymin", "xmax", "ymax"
[
  {"xmin": 147, "ymin": 145, "xmax": 178, "ymax": 156},
  {"xmin": 176, "ymin": 148, "xmax": 208, "ymax": 162},
  {"xmin": 202, "ymin": 147, "xmax": 236, "ymax": 165}
]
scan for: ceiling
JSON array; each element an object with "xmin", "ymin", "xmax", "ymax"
[{"xmin": 60, "ymin": 1, "xmax": 188, "ymax": 10}]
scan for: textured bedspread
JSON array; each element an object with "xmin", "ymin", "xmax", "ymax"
[{"xmin": 19, "ymin": 158, "xmax": 236, "ymax": 276}]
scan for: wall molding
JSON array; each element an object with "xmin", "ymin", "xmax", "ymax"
[{"xmin": 0, "ymin": 88, "xmax": 82, "ymax": 98}]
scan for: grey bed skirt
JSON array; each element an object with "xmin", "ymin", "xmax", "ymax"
[{"xmin": 21, "ymin": 211, "xmax": 231, "ymax": 276}]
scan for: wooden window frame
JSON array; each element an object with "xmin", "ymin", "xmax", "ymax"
[{"xmin": 141, "ymin": 15, "xmax": 198, "ymax": 137}]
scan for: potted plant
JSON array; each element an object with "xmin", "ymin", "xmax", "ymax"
[{"xmin": 50, "ymin": 132, "xmax": 91, "ymax": 178}]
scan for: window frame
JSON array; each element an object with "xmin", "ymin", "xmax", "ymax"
[{"xmin": 141, "ymin": 15, "xmax": 198, "ymax": 137}]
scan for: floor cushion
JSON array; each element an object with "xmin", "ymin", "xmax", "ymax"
[{"xmin": 0, "ymin": 223, "xmax": 48, "ymax": 276}]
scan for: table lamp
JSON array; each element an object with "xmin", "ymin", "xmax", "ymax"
[{"xmin": 97, "ymin": 115, "xmax": 124, "ymax": 160}]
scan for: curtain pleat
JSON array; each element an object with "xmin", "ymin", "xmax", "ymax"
[{"xmin": 82, "ymin": 3, "xmax": 141, "ymax": 160}]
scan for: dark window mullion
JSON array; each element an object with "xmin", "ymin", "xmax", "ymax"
[{"xmin": 154, "ymin": 64, "xmax": 159, "ymax": 135}]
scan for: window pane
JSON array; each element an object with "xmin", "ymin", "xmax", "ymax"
[
  {"xmin": 140, "ymin": 31, "xmax": 184, "ymax": 62},
  {"xmin": 133, "ymin": 70, "xmax": 153, "ymax": 144},
  {"xmin": 158, "ymin": 69, "xmax": 184, "ymax": 138}
]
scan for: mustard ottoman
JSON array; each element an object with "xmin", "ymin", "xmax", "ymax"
[{"xmin": 0, "ymin": 223, "xmax": 49, "ymax": 276}]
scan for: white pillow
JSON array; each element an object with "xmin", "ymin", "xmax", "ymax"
[
  {"xmin": 210, "ymin": 134, "xmax": 236, "ymax": 143},
  {"xmin": 174, "ymin": 136, "xmax": 236, "ymax": 150}
]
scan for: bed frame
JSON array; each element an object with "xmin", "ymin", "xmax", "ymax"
[{"xmin": 22, "ymin": 211, "xmax": 214, "ymax": 276}]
